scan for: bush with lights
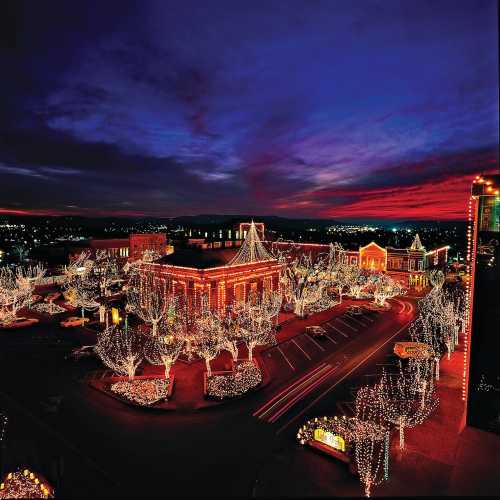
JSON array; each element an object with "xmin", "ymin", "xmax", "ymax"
[
  {"xmin": 206, "ymin": 361, "xmax": 262, "ymax": 399},
  {"xmin": 110, "ymin": 378, "xmax": 170, "ymax": 406}
]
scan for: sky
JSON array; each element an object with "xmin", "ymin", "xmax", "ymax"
[{"xmin": 0, "ymin": 0, "xmax": 498, "ymax": 221}]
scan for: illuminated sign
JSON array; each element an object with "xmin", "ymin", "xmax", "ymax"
[
  {"xmin": 313, "ymin": 428, "xmax": 346, "ymax": 452},
  {"xmin": 111, "ymin": 307, "xmax": 121, "ymax": 325}
]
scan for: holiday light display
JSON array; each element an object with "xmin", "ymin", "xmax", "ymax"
[
  {"xmin": 228, "ymin": 221, "xmax": 274, "ymax": 265},
  {"xmin": 95, "ymin": 325, "xmax": 144, "ymax": 380},
  {"xmin": 378, "ymin": 364, "xmax": 438, "ymax": 450},
  {"xmin": 409, "ymin": 276, "xmax": 464, "ymax": 379},
  {"xmin": 206, "ymin": 361, "xmax": 262, "ymax": 399},
  {"xmin": 193, "ymin": 305, "xmax": 224, "ymax": 377},
  {"xmin": 126, "ymin": 272, "xmax": 176, "ymax": 336},
  {"xmin": 346, "ymin": 265, "xmax": 370, "ymax": 299},
  {"xmin": 0, "ymin": 469, "xmax": 54, "ymax": 499},
  {"xmin": 31, "ymin": 302, "xmax": 67, "ymax": 315},
  {"xmin": 369, "ymin": 273, "xmax": 406, "ymax": 307},
  {"xmin": 0, "ymin": 265, "xmax": 45, "ymax": 325},
  {"xmin": 296, "ymin": 415, "xmax": 387, "ymax": 497},
  {"xmin": 111, "ymin": 378, "xmax": 169, "ymax": 406},
  {"xmin": 273, "ymin": 242, "xmax": 341, "ymax": 317},
  {"xmin": 233, "ymin": 292, "xmax": 280, "ymax": 361},
  {"xmin": 144, "ymin": 331, "xmax": 184, "ymax": 380},
  {"xmin": 62, "ymin": 251, "xmax": 100, "ymax": 318}
]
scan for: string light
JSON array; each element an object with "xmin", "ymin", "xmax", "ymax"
[
  {"xmin": 0, "ymin": 469, "xmax": 54, "ymax": 499},
  {"xmin": 206, "ymin": 361, "xmax": 262, "ymax": 399},
  {"xmin": 0, "ymin": 265, "xmax": 45, "ymax": 326},
  {"xmin": 111, "ymin": 378, "xmax": 169, "ymax": 406},
  {"xmin": 297, "ymin": 415, "xmax": 387, "ymax": 498},
  {"xmin": 228, "ymin": 221, "xmax": 275, "ymax": 265}
]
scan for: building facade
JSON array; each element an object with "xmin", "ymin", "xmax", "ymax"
[
  {"xmin": 269, "ymin": 234, "xmax": 447, "ymax": 289},
  {"xmin": 140, "ymin": 222, "xmax": 281, "ymax": 312},
  {"xmin": 69, "ymin": 233, "xmax": 168, "ymax": 263},
  {"xmin": 464, "ymin": 174, "xmax": 500, "ymax": 434}
]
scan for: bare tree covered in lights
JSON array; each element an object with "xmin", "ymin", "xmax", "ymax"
[
  {"xmin": 144, "ymin": 329, "xmax": 184, "ymax": 380},
  {"xmin": 346, "ymin": 265, "xmax": 370, "ymax": 299},
  {"xmin": 370, "ymin": 274, "xmax": 405, "ymax": 307},
  {"xmin": 193, "ymin": 299, "xmax": 224, "ymax": 376},
  {"xmin": 235, "ymin": 292, "xmax": 280, "ymax": 360},
  {"xmin": 63, "ymin": 251, "xmax": 100, "ymax": 318},
  {"xmin": 378, "ymin": 365, "xmax": 438, "ymax": 450},
  {"xmin": 126, "ymin": 272, "xmax": 175, "ymax": 337},
  {"xmin": 0, "ymin": 264, "xmax": 45, "ymax": 324},
  {"xmin": 274, "ymin": 242, "xmax": 341, "ymax": 317},
  {"xmin": 95, "ymin": 325, "xmax": 144, "ymax": 380}
]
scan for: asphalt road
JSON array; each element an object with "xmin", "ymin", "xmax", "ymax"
[{"xmin": 0, "ymin": 296, "xmax": 417, "ymax": 497}]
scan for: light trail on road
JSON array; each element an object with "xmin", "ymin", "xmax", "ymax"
[{"xmin": 276, "ymin": 313, "xmax": 415, "ymax": 434}]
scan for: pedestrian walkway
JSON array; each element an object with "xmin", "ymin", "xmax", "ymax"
[{"xmin": 376, "ymin": 341, "xmax": 500, "ymax": 497}]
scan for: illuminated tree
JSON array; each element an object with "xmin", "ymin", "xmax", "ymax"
[
  {"xmin": 193, "ymin": 300, "xmax": 224, "ymax": 376},
  {"xmin": 144, "ymin": 330, "xmax": 184, "ymax": 380},
  {"xmin": 126, "ymin": 272, "xmax": 175, "ymax": 337},
  {"xmin": 95, "ymin": 325, "xmax": 144, "ymax": 380},
  {"xmin": 274, "ymin": 242, "xmax": 340, "ymax": 317},
  {"xmin": 410, "ymin": 285, "xmax": 464, "ymax": 378},
  {"xmin": 370, "ymin": 273, "xmax": 405, "ymax": 307},
  {"xmin": 378, "ymin": 365, "xmax": 438, "ymax": 450},
  {"xmin": 234, "ymin": 292, "xmax": 280, "ymax": 360},
  {"xmin": 63, "ymin": 251, "xmax": 100, "ymax": 318},
  {"xmin": 0, "ymin": 264, "xmax": 45, "ymax": 324},
  {"xmin": 346, "ymin": 265, "xmax": 370, "ymax": 299},
  {"xmin": 123, "ymin": 249, "xmax": 161, "ymax": 275}
]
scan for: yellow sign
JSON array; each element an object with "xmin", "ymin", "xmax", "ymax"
[
  {"xmin": 313, "ymin": 428, "xmax": 346, "ymax": 452},
  {"xmin": 111, "ymin": 307, "xmax": 121, "ymax": 325}
]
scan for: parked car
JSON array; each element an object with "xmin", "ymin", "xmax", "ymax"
[
  {"xmin": 44, "ymin": 292, "xmax": 61, "ymax": 303},
  {"xmin": 306, "ymin": 325, "xmax": 327, "ymax": 339},
  {"xmin": 60, "ymin": 316, "xmax": 90, "ymax": 328},
  {"xmin": 347, "ymin": 305, "xmax": 363, "ymax": 316},
  {"xmin": 0, "ymin": 317, "xmax": 40, "ymax": 329}
]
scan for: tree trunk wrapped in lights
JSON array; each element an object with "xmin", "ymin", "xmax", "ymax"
[
  {"xmin": 273, "ymin": 242, "xmax": 341, "ymax": 317},
  {"xmin": 63, "ymin": 250, "xmax": 100, "ymax": 318},
  {"xmin": 410, "ymin": 284, "xmax": 465, "ymax": 378},
  {"xmin": 126, "ymin": 271, "xmax": 175, "ymax": 337},
  {"xmin": 297, "ymin": 415, "xmax": 387, "ymax": 498},
  {"xmin": 0, "ymin": 264, "xmax": 45, "ymax": 325},
  {"xmin": 378, "ymin": 364, "xmax": 438, "ymax": 450},
  {"xmin": 346, "ymin": 266, "xmax": 370, "ymax": 299},
  {"xmin": 95, "ymin": 325, "xmax": 144, "ymax": 380},
  {"xmin": 234, "ymin": 291, "xmax": 280, "ymax": 360},
  {"xmin": 369, "ymin": 273, "xmax": 406, "ymax": 307},
  {"xmin": 193, "ymin": 299, "xmax": 224, "ymax": 376},
  {"xmin": 144, "ymin": 330, "xmax": 184, "ymax": 380}
]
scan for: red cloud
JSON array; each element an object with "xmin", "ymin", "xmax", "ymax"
[{"xmin": 318, "ymin": 171, "xmax": 497, "ymax": 220}]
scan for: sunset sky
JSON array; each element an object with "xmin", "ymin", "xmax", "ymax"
[{"xmin": 1, "ymin": 0, "xmax": 498, "ymax": 221}]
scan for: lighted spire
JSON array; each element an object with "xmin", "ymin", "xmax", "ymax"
[
  {"xmin": 410, "ymin": 233, "xmax": 424, "ymax": 251},
  {"xmin": 228, "ymin": 221, "xmax": 274, "ymax": 266}
]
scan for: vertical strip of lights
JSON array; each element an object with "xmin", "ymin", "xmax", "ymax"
[{"xmin": 463, "ymin": 177, "xmax": 481, "ymax": 403}]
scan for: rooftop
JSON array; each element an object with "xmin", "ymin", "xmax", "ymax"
[{"xmin": 156, "ymin": 248, "xmax": 238, "ymax": 269}]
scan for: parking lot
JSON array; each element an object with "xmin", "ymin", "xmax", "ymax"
[{"xmin": 262, "ymin": 306, "xmax": 382, "ymax": 375}]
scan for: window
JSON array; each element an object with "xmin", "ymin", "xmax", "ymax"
[
  {"xmin": 409, "ymin": 259, "xmax": 415, "ymax": 271},
  {"xmin": 234, "ymin": 283, "xmax": 245, "ymax": 303},
  {"xmin": 263, "ymin": 276, "xmax": 273, "ymax": 294},
  {"xmin": 418, "ymin": 260, "xmax": 423, "ymax": 271}
]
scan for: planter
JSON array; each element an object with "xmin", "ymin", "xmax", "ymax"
[{"xmin": 204, "ymin": 359, "xmax": 262, "ymax": 400}]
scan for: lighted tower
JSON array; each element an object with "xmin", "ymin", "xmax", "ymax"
[{"xmin": 464, "ymin": 174, "xmax": 500, "ymax": 433}]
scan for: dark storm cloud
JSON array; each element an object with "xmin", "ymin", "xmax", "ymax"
[{"xmin": 0, "ymin": 0, "xmax": 498, "ymax": 219}]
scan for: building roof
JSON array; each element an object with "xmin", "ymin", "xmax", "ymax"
[{"xmin": 157, "ymin": 248, "xmax": 238, "ymax": 269}]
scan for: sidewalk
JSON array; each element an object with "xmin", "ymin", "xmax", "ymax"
[{"xmin": 377, "ymin": 341, "xmax": 500, "ymax": 496}]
